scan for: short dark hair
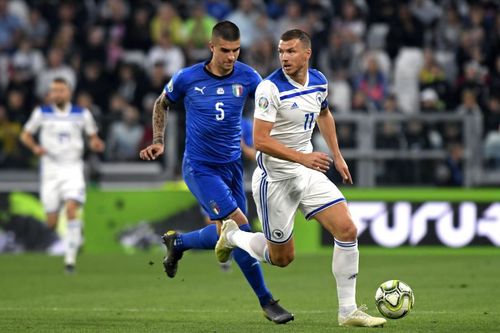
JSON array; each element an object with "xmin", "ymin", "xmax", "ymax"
[
  {"xmin": 52, "ymin": 77, "xmax": 73, "ymax": 91},
  {"xmin": 212, "ymin": 21, "xmax": 240, "ymax": 41},
  {"xmin": 280, "ymin": 29, "xmax": 311, "ymax": 49}
]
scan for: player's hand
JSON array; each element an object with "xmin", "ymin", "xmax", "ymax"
[
  {"xmin": 89, "ymin": 137, "xmax": 105, "ymax": 153},
  {"xmin": 334, "ymin": 155, "xmax": 353, "ymax": 184},
  {"xmin": 140, "ymin": 143, "xmax": 164, "ymax": 161},
  {"xmin": 32, "ymin": 145, "xmax": 47, "ymax": 156},
  {"xmin": 299, "ymin": 152, "xmax": 332, "ymax": 173}
]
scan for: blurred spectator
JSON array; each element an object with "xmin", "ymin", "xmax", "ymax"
[
  {"xmin": 123, "ymin": 6, "xmax": 152, "ymax": 51},
  {"xmin": 334, "ymin": 0, "xmax": 366, "ymax": 49},
  {"xmin": 435, "ymin": 4, "xmax": 463, "ymax": 52},
  {"xmin": 35, "ymin": 48, "xmax": 76, "ymax": 98},
  {"xmin": 77, "ymin": 61, "xmax": 109, "ymax": 110},
  {"xmin": 386, "ymin": 3, "xmax": 424, "ymax": 59},
  {"xmin": 456, "ymin": 61, "xmax": 487, "ymax": 107},
  {"xmin": 489, "ymin": 54, "xmax": 500, "ymax": 96},
  {"xmin": 147, "ymin": 31, "xmax": 184, "ymax": 78},
  {"xmin": 318, "ymin": 30, "xmax": 354, "ymax": 79},
  {"xmin": 150, "ymin": 2, "xmax": 184, "ymax": 46},
  {"xmin": 0, "ymin": 106, "xmax": 22, "ymax": 167},
  {"xmin": 243, "ymin": 36, "xmax": 279, "ymax": 77},
  {"xmin": 354, "ymin": 54, "xmax": 388, "ymax": 111},
  {"xmin": 275, "ymin": 1, "xmax": 309, "ymax": 41},
  {"xmin": 420, "ymin": 88, "xmax": 444, "ymax": 113},
  {"xmin": 484, "ymin": 96, "xmax": 500, "ymax": 135},
  {"xmin": 351, "ymin": 90, "xmax": 371, "ymax": 112},
  {"xmin": 76, "ymin": 91, "xmax": 103, "ymax": 127},
  {"xmin": 226, "ymin": 0, "xmax": 260, "ymax": 52},
  {"xmin": 25, "ymin": 8, "xmax": 49, "ymax": 49},
  {"xmin": 404, "ymin": 119, "xmax": 431, "ymax": 150},
  {"xmin": 456, "ymin": 89, "xmax": 481, "ymax": 114},
  {"xmin": 436, "ymin": 143, "xmax": 464, "ymax": 186},
  {"xmin": 328, "ymin": 73, "xmax": 352, "ymax": 114},
  {"xmin": 115, "ymin": 63, "xmax": 142, "ymax": 107},
  {"xmin": 11, "ymin": 38, "xmax": 45, "ymax": 80},
  {"xmin": 5, "ymin": 89, "xmax": 28, "ymax": 124},
  {"xmin": 206, "ymin": 0, "xmax": 232, "ymax": 21},
  {"xmin": 419, "ymin": 49, "xmax": 451, "ymax": 107},
  {"xmin": 106, "ymin": 106, "xmax": 144, "ymax": 161},
  {"xmin": 0, "ymin": 0, "xmax": 23, "ymax": 53},
  {"xmin": 183, "ymin": 4, "xmax": 216, "ymax": 64},
  {"xmin": 81, "ymin": 25, "xmax": 107, "ymax": 64},
  {"xmin": 410, "ymin": 0, "xmax": 442, "ymax": 28}
]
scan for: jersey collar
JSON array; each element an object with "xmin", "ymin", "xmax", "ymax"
[
  {"xmin": 282, "ymin": 69, "xmax": 309, "ymax": 88},
  {"xmin": 203, "ymin": 60, "xmax": 235, "ymax": 80},
  {"xmin": 52, "ymin": 103, "xmax": 72, "ymax": 115}
]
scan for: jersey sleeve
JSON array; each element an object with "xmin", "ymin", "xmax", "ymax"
[
  {"xmin": 247, "ymin": 69, "xmax": 262, "ymax": 98},
  {"xmin": 254, "ymin": 80, "xmax": 279, "ymax": 123},
  {"xmin": 23, "ymin": 108, "xmax": 43, "ymax": 134},
  {"xmin": 163, "ymin": 69, "xmax": 186, "ymax": 103},
  {"xmin": 318, "ymin": 70, "xmax": 329, "ymax": 110},
  {"xmin": 83, "ymin": 109, "xmax": 98, "ymax": 135}
]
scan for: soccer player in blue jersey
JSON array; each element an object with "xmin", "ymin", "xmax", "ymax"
[
  {"xmin": 215, "ymin": 29, "xmax": 387, "ymax": 327},
  {"xmin": 139, "ymin": 21, "xmax": 293, "ymax": 324}
]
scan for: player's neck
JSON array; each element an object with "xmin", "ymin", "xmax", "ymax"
[
  {"xmin": 205, "ymin": 61, "xmax": 232, "ymax": 77},
  {"xmin": 54, "ymin": 102, "xmax": 70, "ymax": 111},
  {"xmin": 288, "ymin": 68, "xmax": 308, "ymax": 86}
]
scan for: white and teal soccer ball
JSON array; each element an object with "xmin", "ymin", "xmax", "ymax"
[{"xmin": 375, "ymin": 280, "xmax": 414, "ymax": 319}]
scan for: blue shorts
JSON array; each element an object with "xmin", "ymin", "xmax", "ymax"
[{"xmin": 183, "ymin": 156, "xmax": 247, "ymax": 221}]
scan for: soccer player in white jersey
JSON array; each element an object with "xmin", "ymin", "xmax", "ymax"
[
  {"xmin": 20, "ymin": 77, "xmax": 105, "ymax": 273},
  {"xmin": 215, "ymin": 30, "xmax": 387, "ymax": 327}
]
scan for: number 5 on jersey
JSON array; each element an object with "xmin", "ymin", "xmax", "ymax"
[{"xmin": 215, "ymin": 102, "xmax": 224, "ymax": 121}]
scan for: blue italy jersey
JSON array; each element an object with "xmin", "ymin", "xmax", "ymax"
[{"xmin": 164, "ymin": 61, "xmax": 262, "ymax": 163}]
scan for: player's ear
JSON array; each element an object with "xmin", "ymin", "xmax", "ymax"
[{"xmin": 208, "ymin": 40, "xmax": 214, "ymax": 53}]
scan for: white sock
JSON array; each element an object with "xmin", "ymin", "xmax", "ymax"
[
  {"xmin": 64, "ymin": 219, "xmax": 82, "ymax": 266},
  {"xmin": 332, "ymin": 238, "xmax": 359, "ymax": 316},
  {"xmin": 227, "ymin": 230, "xmax": 271, "ymax": 263}
]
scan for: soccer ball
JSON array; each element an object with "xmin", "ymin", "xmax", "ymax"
[{"xmin": 375, "ymin": 280, "xmax": 414, "ymax": 319}]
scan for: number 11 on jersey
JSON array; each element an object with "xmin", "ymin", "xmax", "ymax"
[{"xmin": 304, "ymin": 112, "xmax": 315, "ymax": 130}]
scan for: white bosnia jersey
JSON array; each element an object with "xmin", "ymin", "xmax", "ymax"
[
  {"xmin": 24, "ymin": 104, "xmax": 97, "ymax": 169},
  {"xmin": 254, "ymin": 68, "xmax": 328, "ymax": 181}
]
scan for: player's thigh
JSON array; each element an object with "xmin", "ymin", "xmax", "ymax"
[
  {"xmin": 182, "ymin": 158, "xmax": 239, "ymax": 221},
  {"xmin": 228, "ymin": 159, "xmax": 247, "ymax": 216},
  {"xmin": 40, "ymin": 177, "xmax": 62, "ymax": 214},
  {"xmin": 299, "ymin": 170, "xmax": 356, "ymax": 241},
  {"xmin": 252, "ymin": 169, "xmax": 301, "ymax": 245},
  {"xmin": 314, "ymin": 201, "xmax": 357, "ymax": 242},
  {"xmin": 60, "ymin": 173, "xmax": 86, "ymax": 206}
]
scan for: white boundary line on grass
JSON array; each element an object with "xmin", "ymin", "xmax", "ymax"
[{"xmin": 0, "ymin": 307, "xmax": 457, "ymax": 314}]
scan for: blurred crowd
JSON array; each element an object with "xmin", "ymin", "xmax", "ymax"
[{"xmin": 1, "ymin": 0, "xmax": 500, "ymax": 184}]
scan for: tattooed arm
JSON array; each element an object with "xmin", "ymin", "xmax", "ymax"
[{"xmin": 140, "ymin": 93, "xmax": 171, "ymax": 160}]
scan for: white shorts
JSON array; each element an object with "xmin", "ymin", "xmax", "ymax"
[
  {"xmin": 252, "ymin": 167, "xmax": 345, "ymax": 244},
  {"xmin": 41, "ymin": 170, "xmax": 86, "ymax": 213}
]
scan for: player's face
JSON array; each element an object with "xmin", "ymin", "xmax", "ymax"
[
  {"xmin": 278, "ymin": 39, "xmax": 311, "ymax": 78},
  {"xmin": 49, "ymin": 82, "xmax": 72, "ymax": 106},
  {"xmin": 210, "ymin": 37, "xmax": 241, "ymax": 73}
]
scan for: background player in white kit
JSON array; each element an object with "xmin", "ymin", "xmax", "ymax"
[
  {"xmin": 215, "ymin": 30, "xmax": 387, "ymax": 327},
  {"xmin": 20, "ymin": 77, "xmax": 105, "ymax": 273}
]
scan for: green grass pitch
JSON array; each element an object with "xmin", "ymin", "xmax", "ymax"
[{"xmin": 1, "ymin": 247, "xmax": 499, "ymax": 332}]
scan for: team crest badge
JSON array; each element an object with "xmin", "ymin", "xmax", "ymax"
[
  {"xmin": 316, "ymin": 92, "xmax": 322, "ymax": 106},
  {"xmin": 232, "ymin": 84, "xmax": 243, "ymax": 97},
  {"xmin": 210, "ymin": 200, "xmax": 221, "ymax": 215}
]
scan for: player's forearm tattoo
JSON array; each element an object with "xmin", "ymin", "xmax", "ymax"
[{"xmin": 152, "ymin": 94, "xmax": 169, "ymax": 144}]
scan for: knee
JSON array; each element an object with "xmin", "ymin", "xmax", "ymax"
[
  {"xmin": 335, "ymin": 221, "xmax": 358, "ymax": 242},
  {"xmin": 271, "ymin": 253, "xmax": 295, "ymax": 268}
]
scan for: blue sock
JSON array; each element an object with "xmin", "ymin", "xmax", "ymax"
[
  {"xmin": 174, "ymin": 224, "xmax": 218, "ymax": 251},
  {"xmin": 233, "ymin": 224, "xmax": 273, "ymax": 307}
]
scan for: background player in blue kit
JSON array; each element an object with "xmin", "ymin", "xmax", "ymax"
[{"xmin": 139, "ymin": 21, "xmax": 293, "ymax": 324}]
